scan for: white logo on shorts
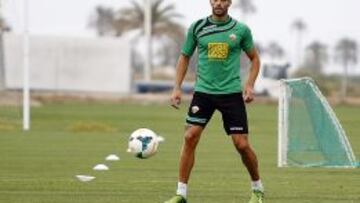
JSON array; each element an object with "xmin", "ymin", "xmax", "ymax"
[
  {"xmin": 191, "ymin": 106, "xmax": 200, "ymax": 114},
  {"xmin": 230, "ymin": 127, "xmax": 243, "ymax": 131}
]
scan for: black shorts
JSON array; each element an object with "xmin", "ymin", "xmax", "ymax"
[{"xmin": 186, "ymin": 91, "xmax": 248, "ymax": 135}]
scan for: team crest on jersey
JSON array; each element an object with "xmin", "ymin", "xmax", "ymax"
[{"xmin": 229, "ymin": 33, "xmax": 237, "ymax": 41}]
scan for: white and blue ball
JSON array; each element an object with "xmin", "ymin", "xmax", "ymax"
[{"xmin": 127, "ymin": 128, "xmax": 159, "ymax": 159}]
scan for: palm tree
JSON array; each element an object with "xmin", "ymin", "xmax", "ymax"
[
  {"xmin": 90, "ymin": 0, "xmax": 185, "ymax": 40},
  {"xmin": 88, "ymin": 6, "xmax": 116, "ymax": 36},
  {"xmin": 266, "ymin": 41, "xmax": 285, "ymax": 60},
  {"xmin": 291, "ymin": 18, "xmax": 307, "ymax": 68},
  {"xmin": 305, "ymin": 41, "xmax": 328, "ymax": 74},
  {"xmin": 89, "ymin": 0, "xmax": 184, "ymax": 78},
  {"xmin": 0, "ymin": 1, "xmax": 10, "ymax": 91},
  {"xmin": 157, "ymin": 37, "xmax": 181, "ymax": 67},
  {"xmin": 335, "ymin": 38, "xmax": 358, "ymax": 99},
  {"xmin": 115, "ymin": 0, "xmax": 184, "ymax": 39},
  {"xmin": 0, "ymin": 26, "xmax": 5, "ymax": 91},
  {"xmin": 234, "ymin": 0, "xmax": 256, "ymax": 22}
]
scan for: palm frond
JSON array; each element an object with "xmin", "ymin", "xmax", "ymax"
[{"xmin": 90, "ymin": 0, "xmax": 185, "ymax": 43}]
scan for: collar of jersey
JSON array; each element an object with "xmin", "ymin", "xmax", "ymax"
[{"xmin": 208, "ymin": 15, "xmax": 232, "ymax": 25}]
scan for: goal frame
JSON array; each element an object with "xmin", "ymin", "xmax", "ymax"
[{"xmin": 278, "ymin": 77, "xmax": 357, "ymax": 168}]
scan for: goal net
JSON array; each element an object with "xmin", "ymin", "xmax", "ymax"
[{"xmin": 278, "ymin": 77, "xmax": 358, "ymax": 168}]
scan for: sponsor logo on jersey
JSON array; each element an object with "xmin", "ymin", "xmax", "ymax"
[{"xmin": 208, "ymin": 43, "xmax": 229, "ymax": 59}]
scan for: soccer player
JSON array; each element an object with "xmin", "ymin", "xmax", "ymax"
[{"xmin": 165, "ymin": 0, "xmax": 264, "ymax": 203}]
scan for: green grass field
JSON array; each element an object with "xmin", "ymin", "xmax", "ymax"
[{"xmin": 0, "ymin": 102, "xmax": 359, "ymax": 203}]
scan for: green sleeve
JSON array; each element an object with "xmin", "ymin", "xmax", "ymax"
[
  {"xmin": 240, "ymin": 25, "xmax": 254, "ymax": 52},
  {"xmin": 181, "ymin": 23, "xmax": 197, "ymax": 57}
]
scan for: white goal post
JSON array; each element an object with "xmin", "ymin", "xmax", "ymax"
[{"xmin": 278, "ymin": 77, "xmax": 357, "ymax": 168}]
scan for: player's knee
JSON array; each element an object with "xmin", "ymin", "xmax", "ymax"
[
  {"xmin": 234, "ymin": 141, "xmax": 250, "ymax": 153},
  {"xmin": 184, "ymin": 130, "xmax": 200, "ymax": 147}
]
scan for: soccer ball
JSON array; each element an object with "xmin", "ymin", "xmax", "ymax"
[{"xmin": 127, "ymin": 128, "xmax": 159, "ymax": 159}]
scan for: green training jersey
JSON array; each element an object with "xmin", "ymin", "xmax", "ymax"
[{"xmin": 182, "ymin": 16, "xmax": 254, "ymax": 94}]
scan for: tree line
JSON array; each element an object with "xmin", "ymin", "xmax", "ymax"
[
  {"xmin": 87, "ymin": 0, "xmax": 358, "ymax": 97},
  {"xmin": 0, "ymin": 0, "xmax": 358, "ymax": 98}
]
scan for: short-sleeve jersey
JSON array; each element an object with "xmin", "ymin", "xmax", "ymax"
[{"xmin": 182, "ymin": 16, "xmax": 254, "ymax": 94}]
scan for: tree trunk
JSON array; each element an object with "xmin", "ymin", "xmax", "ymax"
[
  {"xmin": 0, "ymin": 32, "xmax": 5, "ymax": 91},
  {"xmin": 296, "ymin": 33, "xmax": 303, "ymax": 68},
  {"xmin": 144, "ymin": 0, "xmax": 152, "ymax": 81},
  {"xmin": 340, "ymin": 62, "xmax": 348, "ymax": 101}
]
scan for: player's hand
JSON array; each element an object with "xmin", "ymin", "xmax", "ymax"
[
  {"xmin": 170, "ymin": 87, "xmax": 182, "ymax": 109},
  {"xmin": 243, "ymin": 85, "xmax": 255, "ymax": 103}
]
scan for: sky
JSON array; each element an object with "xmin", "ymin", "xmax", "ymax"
[{"xmin": 2, "ymin": 0, "xmax": 360, "ymax": 73}]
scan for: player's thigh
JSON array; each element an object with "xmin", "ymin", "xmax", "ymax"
[
  {"xmin": 217, "ymin": 93, "xmax": 248, "ymax": 135},
  {"xmin": 186, "ymin": 92, "xmax": 215, "ymax": 127}
]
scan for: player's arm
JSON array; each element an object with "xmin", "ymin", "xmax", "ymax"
[
  {"xmin": 244, "ymin": 47, "xmax": 260, "ymax": 103},
  {"xmin": 170, "ymin": 54, "xmax": 191, "ymax": 109},
  {"xmin": 170, "ymin": 21, "xmax": 197, "ymax": 109}
]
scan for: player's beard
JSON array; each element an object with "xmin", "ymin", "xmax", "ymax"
[{"xmin": 212, "ymin": 7, "xmax": 228, "ymax": 17}]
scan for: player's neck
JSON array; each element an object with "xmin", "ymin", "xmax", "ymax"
[{"xmin": 210, "ymin": 14, "xmax": 229, "ymax": 22}]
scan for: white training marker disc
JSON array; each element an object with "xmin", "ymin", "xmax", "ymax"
[
  {"xmin": 93, "ymin": 164, "xmax": 109, "ymax": 171},
  {"xmin": 76, "ymin": 175, "xmax": 95, "ymax": 182},
  {"xmin": 105, "ymin": 154, "xmax": 120, "ymax": 161}
]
